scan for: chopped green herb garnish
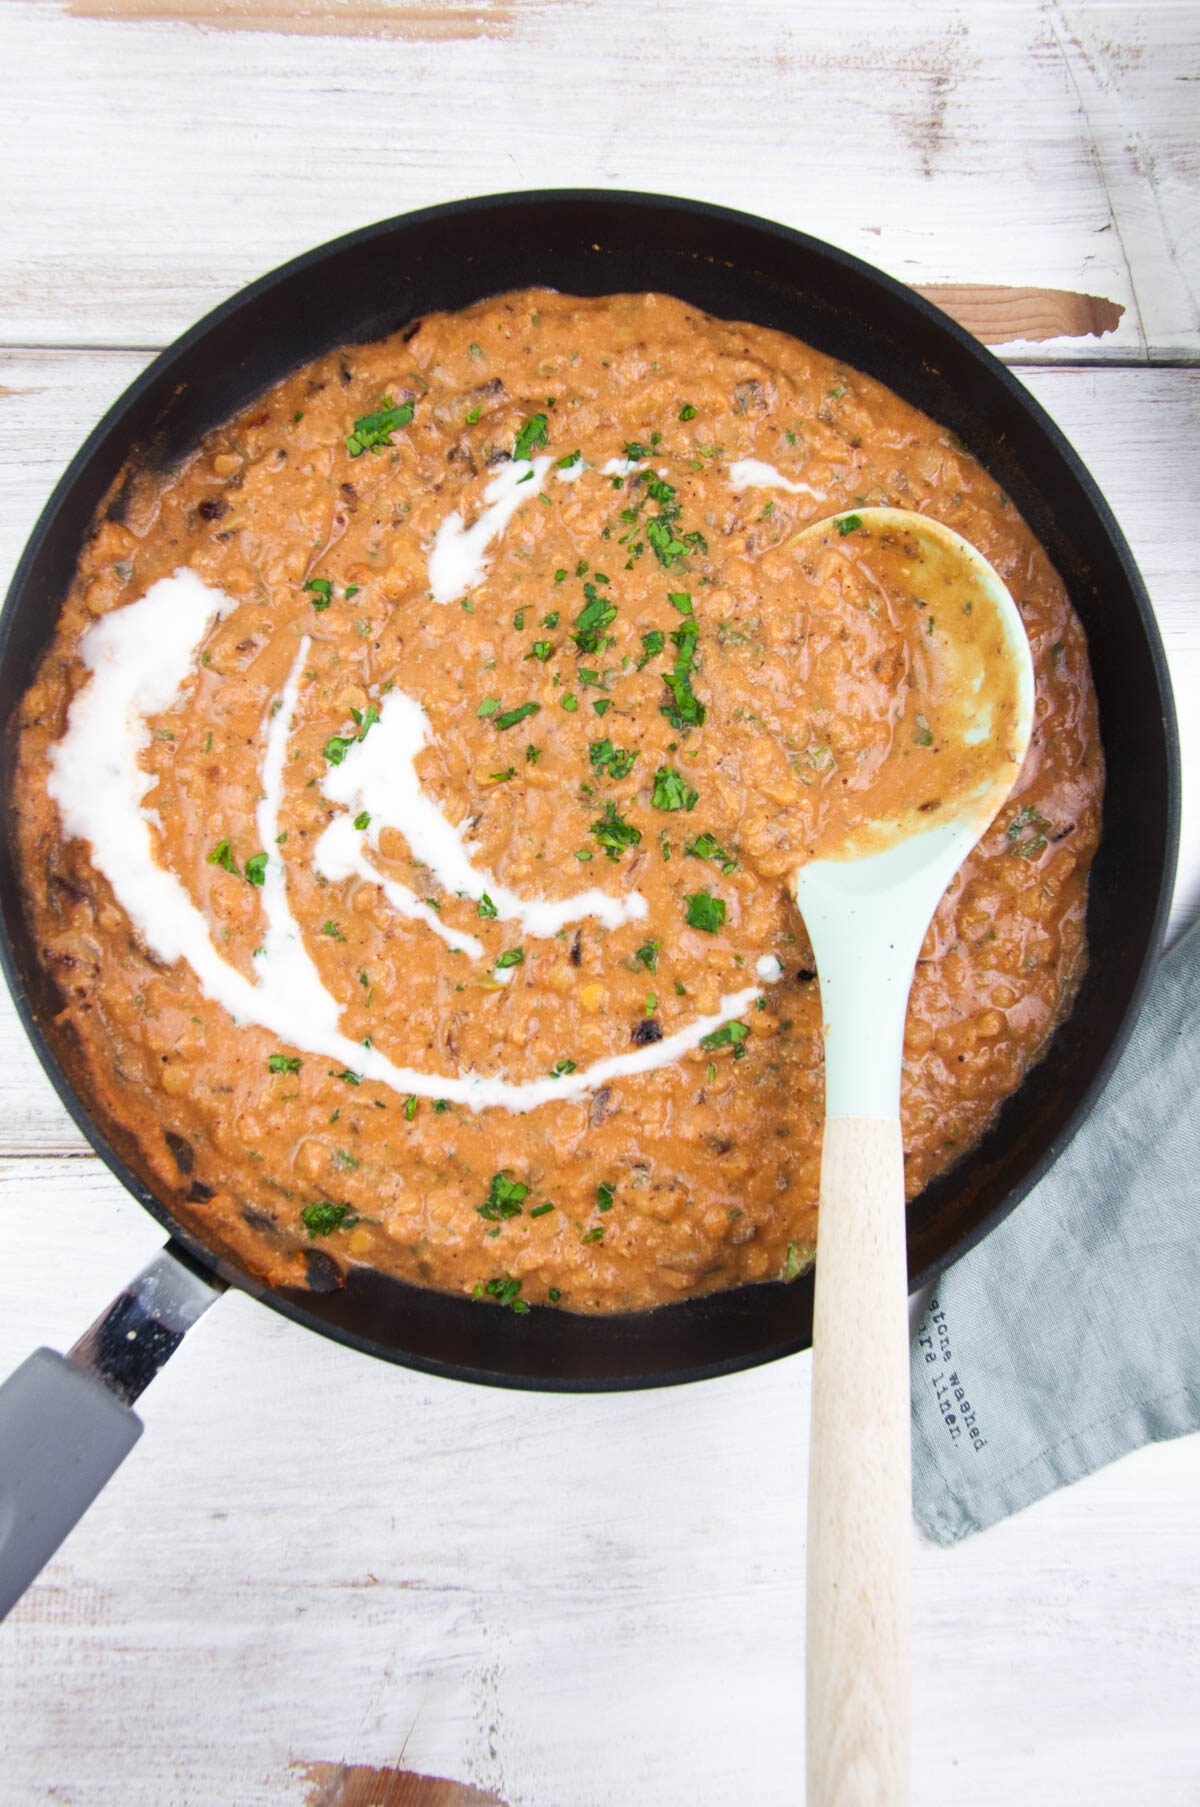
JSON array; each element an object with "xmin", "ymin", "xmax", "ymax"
[
  {"xmin": 495, "ymin": 948, "xmax": 524, "ymax": 969},
  {"xmin": 597, "ymin": 1182, "xmax": 615, "ymax": 1212},
  {"xmin": 573, "ymin": 583, "xmax": 618, "ymax": 654},
  {"xmin": 329, "ymin": 1068, "xmax": 361, "ymax": 1085},
  {"xmin": 267, "ymin": 1053, "xmax": 301, "ymax": 1074},
  {"xmin": 525, "ymin": 744, "xmax": 541, "ymax": 765},
  {"xmin": 914, "ymin": 714, "xmax": 934, "ymax": 747},
  {"xmin": 836, "ymin": 513, "xmax": 863, "ymax": 535},
  {"xmin": 556, "ymin": 450, "xmax": 582, "ymax": 469},
  {"xmin": 482, "ymin": 1275, "xmax": 529, "ymax": 1313},
  {"xmin": 589, "ymin": 737, "xmax": 639, "ymax": 780},
  {"xmin": 667, "ymin": 592, "xmax": 694, "ymax": 616},
  {"xmin": 542, "ymin": 611, "xmax": 560, "ymax": 628},
  {"xmin": 651, "ymin": 766, "xmax": 698, "ymax": 812},
  {"xmin": 479, "ymin": 1170, "xmax": 529, "ymax": 1221},
  {"xmin": 561, "ymin": 694, "xmax": 578, "ymax": 713},
  {"xmin": 404, "ymin": 1094, "xmax": 418, "ymax": 1121},
  {"xmin": 638, "ymin": 630, "xmax": 665, "ymax": 669},
  {"xmin": 700, "ymin": 1019, "xmax": 750, "ymax": 1059},
  {"xmin": 678, "ymin": 402, "xmax": 697, "ymax": 421},
  {"xmin": 548, "ymin": 1287, "xmax": 562, "ymax": 1303},
  {"xmin": 302, "ymin": 1201, "xmax": 358, "ymax": 1238},
  {"xmin": 207, "ymin": 839, "xmax": 238, "ymax": 875},
  {"xmin": 635, "ymin": 941, "xmax": 660, "ymax": 973},
  {"xmin": 549, "ymin": 1059, "xmax": 577, "ymax": 1077},
  {"xmin": 494, "ymin": 700, "xmax": 541, "ymax": 731},
  {"xmin": 353, "ymin": 810, "xmax": 371, "ymax": 832},
  {"xmin": 243, "ymin": 851, "xmax": 268, "ymax": 887},
  {"xmin": 581, "ymin": 1226, "xmax": 604, "ymax": 1244},
  {"xmin": 684, "ymin": 891, "xmax": 726, "ymax": 933},
  {"xmin": 684, "ymin": 832, "xmax": 738, "ymax": 873},
  {"xmin": 784, "ymin": 1244, "xmax": 805, "ymax": 1282},
  {"xmin": 529, "ymin": 1202, "xmax": 555, "ymax": 1218},
  {"xmin": 477, "ymin": 697, "xmax": 501, "ymax": 718},
  {"xmin": 346, "ymin": 396, "xmax": 414, "ymax": 457},
  {"xmin": 345, "ymin": 584, "xmax": 359, "ymax": 600},
  {"xmin": 526, "ymin": 640, "xmax": 554, "ymax": 663},
  {"xmin": 478, "ymin": 892, "xmax": 498, "ymax": 919},
  {"xmin": 590, "ymin": 801, "xmax": 642, "ymax": 861},
  {"xmin": 513, "ymin": 412, "xmax": 549, "ymax": 461},
  {"xmin": 304, "ymin": 577, "xmax": 333, "ymax": 610}
]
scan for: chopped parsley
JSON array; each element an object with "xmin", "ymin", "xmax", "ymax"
[
  {"xmin": 590, "ymin": 801, "xmax": 642, "ymax": 861},
  {"xmin": 207, "ymin": 839, "xmax": 238, "ymax": 875},
  {"xmin": 494, "ymin": 701, "xmax": 542, "ymax": 731},
  {"xmin": 635, "ymin": 940, "xmax": 660, "ymax": 973},
  {"xmin": 304, "ymin": 578, "xmax": 333, "ymax": 610},
  {"xmin": 637, "ymin": 630, "xmax": 665, "ymax": 669},
  {"xmin": 581, "ymin": 1226, "xmax": 604, "ymax": 1244},
  {"xmin": 513, "ymin": 412, "xmax": 549, "ymax": 461},
  {"xmin": 302, "ymin": 1201, "xmax": 358, "ymax": 1238},
  {"xmin": 678, "ymin": 403, "xmax": 697, "ymax": 421},
  {"xmin": 660, "ymin": 617, "xmax": 706, "ymax": 731},
  {"xmin": 477, "ymin": 697, "xmax": 501, "ymax": 717},
  {"xmin": 685, "ymin": 832, "xmax": 738, "ymax": 874},
  {"xmin": 700, "ymin": 1020, "xmax": 750, "ymax": 1059},
  {"xmin": 1007, "ymin": 803, "xmax": 1050, "ymax": 858},
  {"xmin": 525, "ymin": 745, "xmax": 541, "ymax": 764},
  {"xmin": 556, "ymin": 450, "xmax": 582, "ymax": 469},
  {"xmin": 651, "ymin": 766, "xmax": 698, "ymax": 812},
  {"xmin": 479, "ymin": 1170, "xmax": 529, "ymax": 1221},
  {"xmin": 324, "ymin": 703, "xmax": 379, "ymax": 765},
  {"xmin": 589, "ymin": 737, "xmax": 639, "ymax": 780},
  {"xmin": 684, "ymin": 891, "xmax": 726, "ymax": 933},
  {"xmin": 353, "ymin": 810, "xmax": 371, "ymax": 832},
  {"xmin": 481, "ymin": 1275, "xmax": 529, "ymax": 1313},
  {"xmin": 267, "ymin": 1053, "xmax": 301, "ymax": 1074},
  {"xmin": 668, "ymin": 592, "xmax": 694, "ymax": 616},
  {"xmin": 526, "ymin": 640, "xmax": 554, "ymax": 663},
  {"xmin": 244, "ymin": 852, "xmax": 268, "ymax": 887},
  {"xmin": 495, "ymin": 948, "xmax": 524, "ymax": 969},
  {"xmin": 573, "ymin": 583, "xmax": 617, "ymax": 654},
  {"xmin": 597, "ymin": 1182, "xmax": 615, "ymax": 1211},
  {"xmin": 346, "ymin": 396, "xmax": 413, "ymax": 457},
  {"xmin": 836, "ymin": 513, "xmax": 863, "ymax": 535}
]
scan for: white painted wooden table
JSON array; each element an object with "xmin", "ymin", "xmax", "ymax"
[{"xmin": 1, "ymin": 4, "xmax": 1198, "ymax": 1803}]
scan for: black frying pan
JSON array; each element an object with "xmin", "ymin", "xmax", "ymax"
[{"xmin": 0, "ymin": 192, "xmax": 1179, "ymax": 1422}]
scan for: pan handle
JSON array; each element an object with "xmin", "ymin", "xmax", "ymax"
[{"xmin": 0, "ymin": 1243, "xmax": 223, "ymax": 1622}]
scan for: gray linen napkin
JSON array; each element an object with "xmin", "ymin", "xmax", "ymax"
[{"xmin": 911, "ymin": 914, "xmax": 1200, "ymax": 1544}]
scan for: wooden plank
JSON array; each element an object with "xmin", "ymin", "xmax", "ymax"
[{"xmin": 1, "ymin": 0, "xmax": 1196, "ymax": 358}]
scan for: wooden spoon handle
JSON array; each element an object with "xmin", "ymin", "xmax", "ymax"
[{"xmin": 807, "ymin": 1114, "xmax": 911, "ymax": 1807}]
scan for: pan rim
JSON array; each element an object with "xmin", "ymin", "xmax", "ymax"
[{"xmin": 0, "ymin": 187, "xmax": 1181, "ymax": 1390}]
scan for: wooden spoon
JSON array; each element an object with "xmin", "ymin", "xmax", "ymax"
[{"xmin": 791, "ymin": 508, "xmax": 1035, "ymax": 1806}]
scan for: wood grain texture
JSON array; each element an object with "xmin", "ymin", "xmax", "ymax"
[
  {"xmin": 0, "ymin": 0, "xmax": 1196, "ymax": 357},
  {"xmin": 301, "ymin": 1764, "xmax": 508, "ymax": 1807},
  {"xmin": 808, "ymin": 1117, "xmax": 911, "ymax": 1807},
  {"xmin": 53, "ymin": 0, "xmax": 519, "ymax": 39},
  {"xmin": 1, "ymin": 6, "xmax": 1199, "ymax": 1803},
  {"xmin": 915, "ymin": 283, "xmax": 1125, "ymax": 343}
]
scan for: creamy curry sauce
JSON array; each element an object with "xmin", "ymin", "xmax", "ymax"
[{"xmin": 12, "ymin": 290, "xmax": 1103, "ymax": 1313}]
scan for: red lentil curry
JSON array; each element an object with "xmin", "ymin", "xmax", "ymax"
[{"xmin": 12, "ymin": 290, "xmax": 1103, "ymax": 1314}]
